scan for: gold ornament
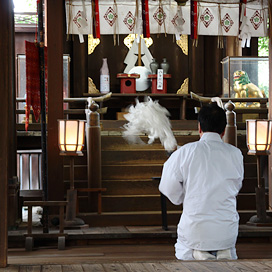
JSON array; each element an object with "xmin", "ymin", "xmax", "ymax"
[
  {"xmin": 233, "ymin": 70, "xmax": 265, "ymax": 108},
  {"xmin": 88, "ymin": 34, "xmax": 100, "ymax": 55},
  {"xmin": 177, "ymin": 78, "xmax": 189, "ymax": 94},
  {"xmin": 88, "ymin": 77, "xmax": 100, "ymax": 94},
  {"xmin": 176, "ymin": 34, "xmax": 188, "ymax": 55},
  {"xmin": 124, "ymin": 34, "xmax": 153, "ymax": 49}
]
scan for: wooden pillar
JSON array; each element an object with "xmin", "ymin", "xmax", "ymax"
[
  {"xmin": 73, "ymin": 38, "xmax": 88, "ymax": 97},
  {"xmin": 45, "ymin": 0, "xmax": 64, "ymax": 201},
  {"xmin": 225, "ymin": 36, "xmax": 242, "ymax": 57},
  {"xmin": 268, "ymin": 0, "xmax": 272, "ymax": 209},
  {"xmin": 189, "ymin": 36, "xmax": 205, "ymax": 94},
  {"xmin": 0, "ymin": 0, "xmax": 15, "ymax": 267}
]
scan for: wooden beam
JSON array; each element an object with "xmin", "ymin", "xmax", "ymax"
[
  {"xmin": 0, "ymin": 0, "xmax": 15, "ymax": 268},
  {"xmin": 45, "ymin": 0, "xmax": 64, "ymax": 201}
]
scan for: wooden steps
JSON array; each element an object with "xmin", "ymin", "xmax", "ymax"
[{"xmin": 60, "ymin": 119, "xmax": 263, "ymax": 227}]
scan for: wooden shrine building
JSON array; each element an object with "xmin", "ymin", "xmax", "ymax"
[{"xmin": 1, "ymin": 0, "xmax": 272, "ymax": 268}]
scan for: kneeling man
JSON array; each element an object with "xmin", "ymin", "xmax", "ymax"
[{"xmin": 159, "ymin": 103, "xmax": 244, "ymax": 260}]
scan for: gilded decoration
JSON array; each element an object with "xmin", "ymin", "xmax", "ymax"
[
  {"xmin": 176, "ymin": 34, "xmax": 188, "ymax": 55},
  {"xmin": 124, "ymin": 34, "xmax": 153, "ymax": 49},
  {"xmin": 177, "ymin": 78, "xmax": 189, "ymax": 94},
  {"xmin": 88, "ymin": 34, "xmax": 100, "ymax": 54}
]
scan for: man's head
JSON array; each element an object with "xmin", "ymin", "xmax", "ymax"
[{"xmin": 198, "ymin": 102, "xmax": 226, "ymax": 136}]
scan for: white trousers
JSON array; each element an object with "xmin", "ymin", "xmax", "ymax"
[{"xmin": 175, "ymin": 240, "xmax": 238, "ymax": 260}]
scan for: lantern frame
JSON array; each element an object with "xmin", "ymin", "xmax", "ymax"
[
  {"xmin": 246, "ymin": 119, "xmax": 272, "ymax": 156},
  {"xmin": 246, "ymin": 119, "xmax": 272, "ymax": 226},
  {"xmin": 58, "ymin": 119, "xmax": 86, "ymax": 156}
]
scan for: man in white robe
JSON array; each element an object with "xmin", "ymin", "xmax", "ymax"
[{"xmin": 159, "ymin": 103, "xmax": 244, "ymax": 260}]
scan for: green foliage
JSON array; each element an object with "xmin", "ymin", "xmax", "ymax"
[
  {"xmin": 14, "ymin": 0, "xmax": 37, "ymax": 25},
  {"xmin": 258, "ymin": 37, "xmax": 269, "ymax": 56},
  {"xmin": 26, "ymin": 0, "xmax": 36, "ymax": 11},
  {"xmin": 259, "ymin": 84, "xmax": 269, "ymax": 98}
]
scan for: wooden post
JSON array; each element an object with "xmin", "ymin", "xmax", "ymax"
[
  {"xmin": 45, "ymin": 0, "xmax": 64, "ymax": 204},
  {"xmin": 0, "ymin": 0, "xmax": 14, "ymax": 267},
  {"xmin": 269, "ymin": 0, "xmax": 272, "ymax": 210},
  {"xmin": 223, "ymin": 100, "xmax": 237, "ymax": 147},
  {"xmin": 225, "ymin": 36, "xmax": 242, "ymax": 57},
  {"xmin": 87, "ymin": 102, "xmax": 102, "ymax": 212},
  {"xmin": 37, "ymin": 0, "xmax": 49, "ymax": 234}
]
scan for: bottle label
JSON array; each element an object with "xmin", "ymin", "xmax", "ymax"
[{"xmin": 100, "ymin": 75, "xmax": 110, "ymax": 93}]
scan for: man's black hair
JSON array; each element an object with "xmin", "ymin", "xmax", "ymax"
[{"xmin": 197, "ymin": 102, "xmax": 226, "ymax": 135}]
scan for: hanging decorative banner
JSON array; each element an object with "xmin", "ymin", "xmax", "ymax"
[
  {"xmin": 65, "ymin": 0, "xmax": 268, "ymax": 39},
  {"xmin": 65, "ymin": 0, "xmax": 93, "ymax": 42},
  {"xmin": 198, "ymin": 3, "xmax": 218, "ymax": 36},
  {"xmin": 99, "ymin": 0, "xmax": 138, "ymax": 34},
  {"xmin": 169, "ymin": 1, "xmax": 190, "ymax": 35},
  {"xmin": 98, "ymin": 0, "xmax": 190, "ymax": 36},
  {"xmin": 198, "ymin": 2, "xmax": 239, "ymax": 36},
  {"xmin": 246, "ymin": 3, "xmax": 268, "ymax": 37},
  {"xmin": 25, "ymin": 41, "xmax": 48, "ymax": 131},
  {"xmin": 148, "ymin": 1, "xmax": 167, "ymax": 34},
  {"xmin": 219, "ymin": 4, "xmax": 239, "ymax": 36}
]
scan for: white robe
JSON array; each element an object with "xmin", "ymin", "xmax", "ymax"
[{"xmin": 159, "ymin": 132, "xmax": 244, "ymax": 260}]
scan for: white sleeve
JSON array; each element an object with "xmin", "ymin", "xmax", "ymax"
[
  {"xmin": 237, "ymin": 149, "xmax": 244, "ymax": 191},
  {"xmin": 159, "ymin": 151, "xmax": 184, "ymax": 205}
]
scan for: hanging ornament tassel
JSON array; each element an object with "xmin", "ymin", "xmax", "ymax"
[
  {"xmin": 113, "ymin": 0, "xmax": 119, "ymax": 46},
  {"xmin": 217, "ymin": 4, "xmax": 224, "ymax": 49},
  {"xmin": 191, "ymin": 0, "xmax": 198, "ymax": 46},
  {"xmin": 134, "ymin": 0, "xmax": 140, "ymax": 40}
]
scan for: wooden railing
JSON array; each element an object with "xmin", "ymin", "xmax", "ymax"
[{"xmin": 16, "ymin": 95, "xmax": 268, "ymax": 132}]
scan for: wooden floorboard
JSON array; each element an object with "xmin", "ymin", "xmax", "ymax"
[
  {"xmin": 5, "ymin": 225, "xmax": 272, "ymax": 271},
  {"xmin": 4, "ymin": 261, "xmax": 272, "ymax": 272},
  {"xmin": 3, "ymin": 243, "xmax": 272, "ymax": 271}
]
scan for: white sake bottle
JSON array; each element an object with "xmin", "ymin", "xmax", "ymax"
[{"xmin": 100, "ymin": 58, "xmax": 110, "ymax": 93}]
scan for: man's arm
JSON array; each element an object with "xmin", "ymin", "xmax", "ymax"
[{"xmin": 159, "ymin": 151, "xmax": 185, "ymax": 205}]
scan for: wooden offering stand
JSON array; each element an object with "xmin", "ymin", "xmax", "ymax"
[
  {"xmin": 148, "ymin": 74, "xmax": 171, "ymax": 94},
  {"xmin": 117, "ymin": 73, "xmax": 140, "ymax": 93}
]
